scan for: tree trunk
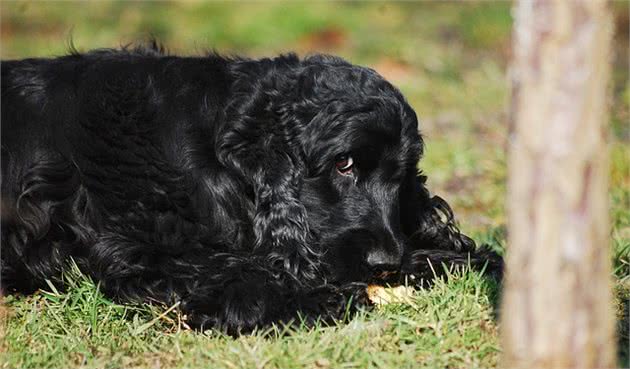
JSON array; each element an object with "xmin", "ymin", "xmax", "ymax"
[{"xmin": 501, "ymin": 1, "xmax": 616, "ymax": 368}]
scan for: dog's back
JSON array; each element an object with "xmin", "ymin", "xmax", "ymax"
[
  {"xmin": 1, "ymin": 48, "xmax": 237, "ymax": 194},
  {"xmin": 0, "ymin": 48, "xmax": 238, "ymax": 293}
]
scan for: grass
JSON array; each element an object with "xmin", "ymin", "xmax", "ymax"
[
  {"xmin": 2, "ymin": 264, "xmax": 501, "ymax": 369},
  {"xmin": 1, "ymin": 1, "xmax": 629, "ymax": 368}
]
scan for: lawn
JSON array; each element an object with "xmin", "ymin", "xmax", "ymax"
[{"xmin": 1, "ymin": 2, "xmax": 628, "ymax": 368}]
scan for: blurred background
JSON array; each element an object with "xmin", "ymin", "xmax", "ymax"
[
  {"xmin": 1, "ymin": 0, "xmax": 628, "ymax": 253},
  {"xmin": 1, "ymin": 2, "xmax": 629, "ymax": 366}
]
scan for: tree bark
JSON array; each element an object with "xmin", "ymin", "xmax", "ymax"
[{"xmin": 501, "ymin": 1, "xmax": 616, "ymax": 368}]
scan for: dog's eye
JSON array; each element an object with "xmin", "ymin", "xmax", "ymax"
[{"xmin": 335, "ymin": 155, "xmax": 354, "ymax": 175}]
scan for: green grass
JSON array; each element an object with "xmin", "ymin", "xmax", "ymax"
[
  {"xmin": 1, "ymin": 1, "xmax": 629, "ymax": 368},
  {"xmin": 2, "ymin": 264, "xmax": 501, "ymax": 369}
]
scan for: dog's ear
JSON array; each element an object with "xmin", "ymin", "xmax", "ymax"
[
  {"xmin": 217, "ymin": 58, "xmax": 320, "ymax": 281},
  {"xmin": 400, "ymin": 172, "xmax": 476, "ymax": 252}
]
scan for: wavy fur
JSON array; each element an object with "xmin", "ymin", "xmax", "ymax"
[{"xmin": 1, "ymin": 45, "xmax": 501, "ymax": 335}]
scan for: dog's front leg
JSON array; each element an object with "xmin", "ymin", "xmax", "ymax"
[
  {"xmin": 401, "ymin": 248, "xmax": 503, "ymax": 283},
  {"xmin": 400, "ymin": 174, "xmax": 503, "ymax": 281},
  {"xmin": 181, "ymin": 263, "xmax": 369, "ymax": 335},
  {"xmin": 180, "ymin": 262, "xmax": 289, "ymax": 334}
]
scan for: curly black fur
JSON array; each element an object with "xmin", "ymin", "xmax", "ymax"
[{"xmin": 1, "ymin": 45, "xmax": 502, "ymax": 335}]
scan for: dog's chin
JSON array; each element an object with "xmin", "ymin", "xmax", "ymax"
[
  {"xmin": 369, "ymin": 270, "xmax": 401, "ymax": 283},
  {"xmin": 322, "ymin": 262, "xmax": 368, "ymax": 285},
  {"xmin": 323, "ymin": 259, "xmax": 403, "ymax": 286}
]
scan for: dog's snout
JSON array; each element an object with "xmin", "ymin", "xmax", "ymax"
[{"xmin": 365, "ymin": 249, "xmax": 401, "ymax": 273}]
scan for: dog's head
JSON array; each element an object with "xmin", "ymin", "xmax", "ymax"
[{"xmin": 220, "ymin": 54, "xmax": 424, "ymax": 283}]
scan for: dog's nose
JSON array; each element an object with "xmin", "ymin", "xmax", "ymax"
[{"xmin": 365, "ymin": 249, "xmax": 401, "ymax": 273}]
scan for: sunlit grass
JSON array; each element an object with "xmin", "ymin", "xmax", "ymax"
[
  {"xmin": 1, "ymin": 1, "xmax": 628, "ymax": 368},
  {"xmin": 2, "ymin": 263, "xmax": 502, "ymax": 369}
]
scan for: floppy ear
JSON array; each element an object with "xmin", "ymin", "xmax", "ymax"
[{"xmin": 217, "ymin": 60, "xmax": 320, "ymax": 281}]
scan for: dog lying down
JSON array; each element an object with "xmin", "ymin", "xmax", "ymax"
[{"xmin": 1, "ymin": 44, "xmax": 502, "ymax": 335}]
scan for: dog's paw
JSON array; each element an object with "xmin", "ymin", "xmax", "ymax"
[
  {"xmin": 219, "ymin": 279, "xmax": 288, "ymax": 335},
  {"xmin": 338, "ymin": 282, "xmax": 371, "ymax": 310},
  {"xmin": 296, "ymin": 282, "xmax": 370, "ymax": 325},
  {"xmin": 182, "ymin": 278, "xmax": 286, "ymax": 335}
]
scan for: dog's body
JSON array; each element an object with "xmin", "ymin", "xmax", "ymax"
[{"xmin": 1, "ymin": 46, "xmax": 500, "ymax": 334}]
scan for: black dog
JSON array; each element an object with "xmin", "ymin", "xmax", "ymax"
[{"xmin": 1, "ymin": 45, "xmax": 501, "ymax": 334}]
